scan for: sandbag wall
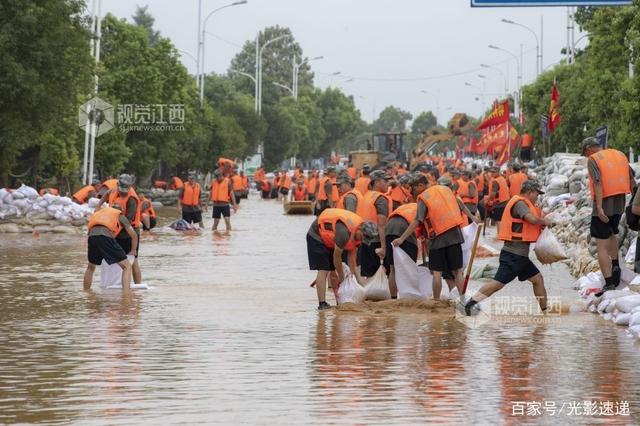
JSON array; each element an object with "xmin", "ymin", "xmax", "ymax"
[
  {"xmin": 0, "ymin": 185, "xmax": 94, "ymax": 234},
  {"xmin": 534, "ymin": 153, "xmax": 640, "ymax": 277}
]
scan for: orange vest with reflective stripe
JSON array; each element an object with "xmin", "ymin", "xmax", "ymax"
[
  {"xmin": 88, "ymin": 207, "xmax": 123, "ymax": 236},
  {"xmin": 108, "ymin": 188, "xmax": 141, "ymax": 228},
  {"xmin": 73, "ymin": 185, "xmax": 96, "ymax": 204},
  {"xmin": 390, "ymin": 202, "xmax": 422, "ymax": 238},
  {"xmin": 231, "ymin": 175, "xmax": 244, "ymax": 192},
  {"xmin": 361, "ymin": 191, "xmax": 392, "ymax": 223},
  {"xmin": 588, "ymin": 149, "xmax": 631, "ymax": 200},
  {"xmin": 418, "ymin": 185, "xmax": 464, "ymax": 238},
  {"xmin": 141, "ymin": 197, "xmax": 157, "ymax": 219},
  {"xmin": 293, "ymin": 186, "xmax": 307, "ymax": 201},
  {"xmin": 498, "ymin": 196, "xmax": 542, "ymax": 242},
  {"xmin": 337, "ymin": 189, "xmax": 366, "ymax": 217},
  {"xmin": 318, "ymin": 209, "xmax": 364, "ymax": 251},
  {"xmin": 211, "ymin": 178, "xmax": 231, "ymax": 203},
  {"xmin": 490, "ymin": 176, "xmax": 510, "ymax": 203},
  {"xmin": 457, "ymin": 179, "xmax": 478, "ymax": 205},
  {"xmin": 354, "ymin": 177, "xmax": 370, "ymax": 195},
  {"xmin": 508, "ymin": 172, "xmax": 528, "ymax": 197},
  {"xmin": 181, "ymin": 182, "xmax": 201, "ymax": 207}
]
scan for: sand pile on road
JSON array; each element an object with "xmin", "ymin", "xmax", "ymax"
[{"xmin": 335, "ymin": 299, "xmax": 455, "ymax": 315}]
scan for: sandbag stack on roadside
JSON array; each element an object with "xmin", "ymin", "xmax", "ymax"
[
  {"xmin": 0, "ymin": 185, "xmax": 93, "ymax": 234},
  {"xmin": 534, "ymin": 153, "xmax": 639, "ymax": 277}
]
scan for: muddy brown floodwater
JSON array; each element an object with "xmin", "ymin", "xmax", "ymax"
[{"xmin": 1, "ymin": 195, "xmax": 640, "ymax": 424}]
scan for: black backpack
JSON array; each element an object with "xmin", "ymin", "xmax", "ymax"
[{"xmin": 626, "ymin": 186, "xmax": 640, "ymax": 231}]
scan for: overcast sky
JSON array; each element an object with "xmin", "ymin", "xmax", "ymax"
[{"xmin": 101, "ymin": 0, "xmax": 586, "ymax": 125}]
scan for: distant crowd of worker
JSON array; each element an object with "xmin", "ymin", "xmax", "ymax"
[{"xmin": 296, "ymin": 140, "xmax": 638, "ymax": 313}]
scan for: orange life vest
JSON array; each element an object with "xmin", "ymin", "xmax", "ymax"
[
  {"xmin": 141, "ymin": 197, "xmax": 157, "ymax": 219},
  {"xmin": 279, "ymin": 174, "xmax": 292, "ymax": 190},
  {"xmin": 474, "ymin": 175, "xmax": 484, "ymax": 193},
  {"xmin": 418, "ymin": 185, "xmax": 464, "ymax": 238},
  {"xmin": 108, "ymin": 188, "xmax": 141, "ymax": 228},
  {"xmin": 508, "ymin": 172, "xmax": 529, "ymax": 197},
  {"xmin": 210, "ymin": 178, "xmax": 231, "ymax": 203},
  {"xmin": 73, "ymin": 185, "xmax": 96, "ymax": 204},
  {"xmin": 388, "ymin": 185, "xmax": 410, "ymax": 204},
  {"xmin": 101, "ymin": 179, "xmax": 118, "ymax": 192},
  {"xmin": 154, "ymin": 180, "xmax": 167, "ymax": 189},
  {"xmin": 361, "ymin": 191, "xmax": 392, "ymax": 223},
  {"xmin": 317, "ymin": 177, "xmax": 339, "ymax": 202},
  {"xmin": 521, "ymin": 134, "xmax": 533, "ymax": 148},
  {"xmin": 261, "ymin": 180, "xmax": 272, "ymax": 192},
  {"xmin": 457, "ymin": 179, "xmax": 478, "ymax": 205},
  {"xmin": 88, "ymin": 207, "xmax": 123, "ymax": 236},
  {"xmin": 181, "ymin": 182, "xmax": 201, "ymax": 207},
  {"xmin": 390, "ymin": 202, "xmax": 421, "ymax": 238},
  {"xmin": 171, "ymin": 176, "xmax": 184, "ymax": 190},
  {"xmin": 346, "ymin": 167, "xmax": 357, "ymax": 179},
  {"xmin": 457, "ymin": 196, "xmax": 469, "ymax": 226},
  {"xmin": 39, "ymin": 188, "xmax": 59, "ymax": 196},
  {"xmin": 489, "ymin": 176, "xmax": 510, "ymax": 204},
  {"xmin": 218, "ymin": 157, "xmax": 235, "ymax": 172},
  {"xmin": 293, "ymin": 169, "xmax": 302, "ymax": 180},
  {"xmin": 293, "ymin": 185, "xmax": 307, "ymax": 201},
  {"xmin": 241, "ymin": 175, "xmax": 249, "ymax": 189},
  {"xmin": 318, "ymin": 209, "xmax": 364, "ymax": 251},
  {"xmin": 588, "ymin": 149, "xmax": 631, "ymax": 200},
  {"xmin": 337, "ymin": 189, "xmax": 366, "ymax": 217},
  {"xmin": 231, "ymin": 175, "xmax": 244, "ymax": 192},
  {"xmin": 498, "ymin": 196, "xmax": 542, "ymax": 242},
  {"xmin": 354, "ymin": 177, "xmax": 370, "ymax": 195}
]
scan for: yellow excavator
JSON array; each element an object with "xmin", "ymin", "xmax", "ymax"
[{"xmin": 349, "ymin": 132, "xmax": 406, "ymax": 170}]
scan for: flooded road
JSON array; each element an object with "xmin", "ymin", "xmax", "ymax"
[{"xmin": 1, "ymin": 195, "xmax": 640, "ymax": 424}]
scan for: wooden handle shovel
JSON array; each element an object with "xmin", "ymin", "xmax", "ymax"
[{"xmin": 462, "ymin": 224, "xmax": 483, "ymax": 295}]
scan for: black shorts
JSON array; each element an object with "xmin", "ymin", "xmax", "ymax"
[
  {"xmin": 88, "ymin": 235, "xmax": 127, "ymax": 266},
  {"xmin": 590, "ymin": 214, "xmax": 621, "ymax": 239},
  {"xmin": 261, "ymin": 190, "xmax": 271, "ymax": 199},
  {"xmin": 384, "ymin": 235, "xmax": 418, "ymax": 269},
  {"xmin": 490, "ymin": 205, "xmax": 505, "ymax": 222},
  {"xmin": 520, "ymin": 147, "xmax": 532, "ymax": 161},
  {"xmin": 279, "ymin": 187, "xmax": 289, "ymax": 196},
  {"xmin": 315, "ymin": 200, "xmax": 329, "ymax": 216},
  {"xmin": 428, "ymin": 243, "xmax": 463, "ymax": 273},
  {"xmin": 234, "ymin": 193, "xmax": 242, "ymax": 205},
  {"xmin": 182, "ymin": 210, "xmax": 202, "ymax": 224},
  {"xmin": 494, "ymin": 250, "xmax": 540, "ymax": 284},
  {"xmin": 116, "ymin": 235, "xmax": 140, "ymax": 258},
  {"xmin": 308, "ymin": 194, "xmax": 316, "ymax": 202},
  {"xmin": 358, "ymin": 241, "xmax": 383, "ymax": 277},
  {"xmin": 212, "ymin": 205, "xmax": 231, "ymax": 219},
  {"xmin": 143, "ymin": 217, "xmax": 157, "ymax": 231},
  {"xmin": 307, "ymin": 233, "xmax": 334, "ymax": 271}
]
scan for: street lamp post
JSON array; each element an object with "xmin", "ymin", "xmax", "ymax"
[
  {"xmin": 199, "ymin": 0, "xmax": 247, "ymax": 107},
  {"xmin": 258, "ymin": 34, "xmax": 289, "ymax": 116},
  {"xmin": 420, "ymin": 90, "xmax": 440, "ymax": 125},
  {"xmin": 230, "ymin": 70, "xmax": 257, "ymax": 112},
  {"xmin": 501, "ymin": 18, "xmax": 542, "ymax": 76},
  {"xmin": 489, "ymin": 44, "xmax": 521, "ymax": 119},
  {"xmin": 273, "ymin": 82, "xmax": 294, "ymax": 96},
  {"xmin": 292, "ymin": 55, "xmax": 323, "ymax": 99},
  {"xmin": 480, "ymin": 63, "xmax": 508, "ymax": 96}
]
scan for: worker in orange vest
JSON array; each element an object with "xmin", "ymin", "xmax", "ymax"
[
  {"xmin": 98, "ymin": 177, "xmax": 118, "ymax": 197},
  {"xmin": 306, "ymin": 208, "xmax": 378, "ymax": 309},
  {"xmin": 169, "ymin": 176, "xmax": 184, "ymax": 191},
  {"xmin": 507, "ymin": 163, "xmax": 529, "ymax": 197},
  {"xmin": 487, "ymin": 167, "xmax": 510, "ymax": 227},
  {"xmin": 209, "ymin": 169, "xmax": 238, "ymax": 232},
  {"xmin": 387, "ymin": 175, "xmax": 412, "ymax": 210},
  {"xmin": 230, "ymin": 169, "xmax": 245, "ymax": 206},
  {"xmin": 359, "ymin": 170, "xmax": 392, "ymax": 278},
  {"xmin": 84, "ymin": 205, "xmax": 138, "ymax": 290},
  {"xmin": 582, "ymin": 138, "xmax": 635, "ymax": 295},
  {"xmin": 346, "ymin": 163, "xmax": 357, "ymax": 180},
  {"xmin": 239, "ymin": 170, "xmax": 249, "ymax": 199},
  {"xmin": 278, "ymin": 169, "xmax": 292, "ymax": 202},
  {"xmin": 315, "ymin": 167, "xmax": 339, "ymax": 214},
  {"xmin": 393, "ymin": 180, "xmax": 467, "ymax": 299},
  {"xmin": 306, "ymin": 169, "xmax": 318, "ymax": 202},
  {"xmin": 73, "ymin": 180, "xmax": 100, "ymax": 204},
  {"xmin": 336, "ymin": 175, "xmax": 365, "ymax": 217},
  {"xmin": 354, "ymin": 165, "xmax": 371, "ymax": 195},
  {"xmin": 464, "ymin": 181, "xmax": 552, "ymax": 316},
  {"xmin": 384, "ymin": 202, "xmax": 420, "ymax": 298},
  {"xmin": 520, "ymin": 133, "xmax": 533, "ymax": 162},
  {"xmin": 178, "ymin": 172, "xmax": 204, "ymax": 228},
  {"xmin": 291, "ymin": 178, "xmax": 309, "ymax": 201}
]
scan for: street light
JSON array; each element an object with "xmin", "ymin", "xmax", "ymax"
[
  {"xmin": 198, "ymin": 0, "xmax": 248, "ymax": 106},
  {"xmin": 230, "ymin": 69, "xmax": 257, "ymax": 112},
  {"xmin": 177, "ymin": 49, "xmax": 198, "ymax": 65},
  {"xmin": 420, "ymin": 90, "xmax": 440, "ymax": 124},
  {"xmin": 502, "ymin": 18, "xmax": 542, "ymax": 75},
  {"xmin": 480, "ymin": 63, "xmax": 508, "ymax": 94},
  {"xmin": 489, "ymin": 44, "xmax": 521, "ymax": 118},
  {"xmin": 292, "ymin": 55, "xmax": 323, "ymax": 99},
  {"xmin": 257, "ymin": 34, "xmax": 289, "ymax": 116},
  {"xmin": 273, "ymin": 81, "xmax": 294, "ymax": 96}
]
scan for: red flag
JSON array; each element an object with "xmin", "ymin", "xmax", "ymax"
[
  {"xmin": 548, "ymin": 80, "xmax": 560, "ymax": 132},
  {"xmin": 495, "ymin": 124, "xmax": 520, "ymax": 165},
  {"xmin": 477, "ymin": 100, "xmax": 510, "ymax": 130},
  {"xmin": 468, "ymin": 137, "xmax": 479, "ymax": 153},
  {"xmin": 477, "ymin": 122, "xmax": 508, "ymax": 153}
]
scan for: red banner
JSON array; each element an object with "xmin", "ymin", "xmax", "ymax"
[
  {"xmin": 548, "ymin": 81, "xmax": 560, "ymax": 133},
  {"xmin": 477, "ymin": 100, "xmax": 510, "ymax": 130}
]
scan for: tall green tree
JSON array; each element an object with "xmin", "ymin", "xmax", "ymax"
[
  {"xmin": 372, "ymin": 106, "xmax": 413, "ymax": 133},
  {"xmin": 132, "ymin": 5, "xmax": 160, "ymax": 45},
  {"xmin": 408, "ymin": 111, "xmax": 438, "ymax": 149}
]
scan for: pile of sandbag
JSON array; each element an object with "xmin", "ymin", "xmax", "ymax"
[
  {"xmin": 535, "ymin": 153, "xmax": 639, "ymax": 277},
  {"xmin": 0, "ymin": 185, "xmax": 93, "ymax": 234}
]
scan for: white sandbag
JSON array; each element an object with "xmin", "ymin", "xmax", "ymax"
[
  {"xmin": 614, "ymin": 295, "xmax": 640, "ymax": 313},
  {"xmin": 620, "ymin": 264, "xmax": 637, "ymax": 285},
  {"xmin": 626, "ymin": 239, "xmax": 637, "ymax": 264},
  {"xmin": 0, "ymin": 223, "xmax": 20, "ymax": 233},
  {"xmin": 363, "ymin": 266, "xmax": 391, "ymax": 301},
  {"xmin": 16, "ymin": 184, "xmax": 38, "ymax": 200},
  {"xmin": 394, "ymin": 246, "xmax": 420, "ymax": 299},
  {"xmin": 605, "ymin": 301, "xmax": 616, "ymax": 313},
  {"xmin": 461, "ymin": 222, "xmax": 478, "ymax": 270},
  {"xmin": 417, "ymin": 265, "xmax": 434, "ymax": 298},
  {"xmin": 0, "ymin": 188, "xmax": 9, "ymax": 202},
  {"xmin": 337, "ymin": 274, "xmax": 366, "ymax": 305},
  {"xmin": 87, "ymin": 198, "xmax": 100, "ymax": 209},
  {"xmin": 628, "ymin": 325, "xmax": 640, "ymax": 339},
  {"xmin": 100, "ymin": 255, "xmax": 148, "ymax": 289},
  {"xmin": 534, "ymin": 228, "xmax": 568, "ymax": 264},
  {"xmin": 614, "ymin": 312, "xmax": 631, "ymax": 325},
  {"xmin": 629, "ymin": 311, "xmax": 640, "ymax": 327},
  {"xmin": 10, "ymin": 191, "xmax": 25, "ymax": 200},
  {"xmin": 603, "ymin": 313, "xmax": 613, "ymax": 321}
]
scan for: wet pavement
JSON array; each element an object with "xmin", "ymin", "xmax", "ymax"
[{"xmin": 1, "ymin": 195, "xmax": 639, "ymax": 424}]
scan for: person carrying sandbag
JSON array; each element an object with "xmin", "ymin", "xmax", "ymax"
[
  {"xmin": 582, "ymin": 138, "xmax": 635, "ymax": 296},
  {"xmin": 305, "ymin": 209, "xmax": 378, "ymax": 310},
  {"xmin": 463, "ymin": 181, "xmax": 553, "ymax": 316}
]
